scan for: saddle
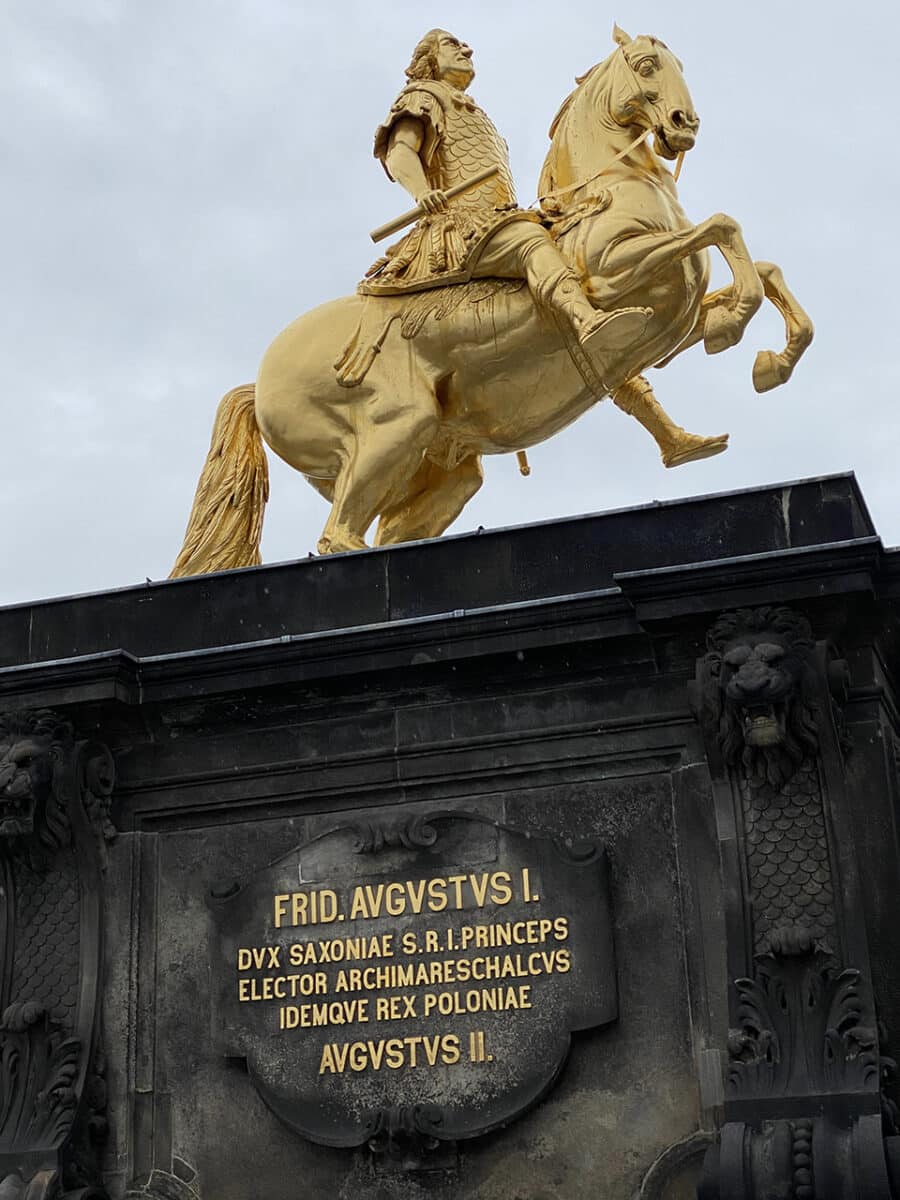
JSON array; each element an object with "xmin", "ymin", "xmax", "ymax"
[{"xmin": 334, "ymin": 278, "xmax": 525, "ymax": 389}]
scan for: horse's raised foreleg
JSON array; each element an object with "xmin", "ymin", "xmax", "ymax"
[
  {"xmin": 612, "ymin": 375, "xmax": 728, "ymax": 467},
  {"xmin": 317, "ymin": 387, "xmax": 440, "ymax": 554},
  {"xmin": 750, "ymin": 262, "xmax": 814, "ymax": 392},
  {"xmin": 654, "ymin": 264, "xmax": 813, "ymax": 392},
  {"xmin": 600, "ymin": 214, "xmax": 765, "ymax": 353},
  {"xmin": 374, "ymin": 453, "xmax": 484, "ymax": 546}
]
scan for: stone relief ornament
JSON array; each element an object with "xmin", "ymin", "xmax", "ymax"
[
  {"xmin": 0, "ymin": 711, "xmax": 115, "ymax": 1200},
  {"xmin": 699, "ymin": 933, "xmax": 900, "ymax": 1200},
  {"xmin": 692, "ymin": 612, "xmax": 900, "ymax": 1198},
  {"xmin": 693, "ymin": 606, "xmax": 841, "ymax": 955},
  {"xmin": 210, "ymin": 811, "xmax": 616, "ymax": 1156},
  {"xmin": 170, "ymin": 24, "xmax": 812, "ymax": 575},
  {"xmin": 123, "ymin": 1159, "xmax": 202, "ymax": 1200},
  {"xmin": 726, "ymin": 931, "xmax": 884, "ymax": 1102}
]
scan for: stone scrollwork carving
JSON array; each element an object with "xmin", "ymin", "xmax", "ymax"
[
  {"xmin": 0, "ymin": 1003, "xmax": 81, "ymax": 1151},
  {"xmin": 693, "ymin": 608, "xmax": 900, "ymax": 1198},
  {"xmin": 726, "ymin": 931, "xmax": 883, "ymax": 1101},
  {"xmin": 365, "ymin": 1104, "xmax": 445, "ymax": 1165},
  {"xmin": 637, "ymin": 1131, "xmax": 715, "ymax": 1198},
  {"xmin": 0, "ymin": 710, "xmax": 116, "ymax": 1199},
  {"xmin": 123, "ymin": 1159, "xmax": 202, "ymax": 1200},
  {"xmin": 699, "ymin": 937, "xmax": 900, "ymax": 1198},
  {"xmin": 351, "ymin": 813, "xmax": 440, "ymax": 855}
]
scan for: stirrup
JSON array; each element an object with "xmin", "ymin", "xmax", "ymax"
[{"xmin": 578, "ymin": 306, "xmax": 652, "ymax": 354}]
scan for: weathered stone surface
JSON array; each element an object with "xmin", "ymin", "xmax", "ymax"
[{"xmin": 0, "ymin": 474, "xmax": 897, "ymax": 1199}]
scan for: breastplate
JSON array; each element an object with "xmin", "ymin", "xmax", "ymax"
[{"xmin": 429, "ymin": 94, "xmax": 517, "ymax": 222}]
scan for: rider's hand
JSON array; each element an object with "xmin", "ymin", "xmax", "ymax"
[{"xmin": 417, "ymin": 189, "xmax": 449, "ymax": 215}]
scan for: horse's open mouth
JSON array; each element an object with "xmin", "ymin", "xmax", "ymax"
[{"xmin": 654, "ymin": 126, "xmax": 694, "ymax": 159}]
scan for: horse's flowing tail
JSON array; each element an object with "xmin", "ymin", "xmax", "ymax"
[{"xmin": 169, "ymin": 384, "xmax": 269, "ymax": 578}]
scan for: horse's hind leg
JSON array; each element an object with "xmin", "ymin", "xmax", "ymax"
[
  {"xmin": 613, "ymin": 375, "xmax": 728, "ymax": 468},
  {"xmin": 374, "ymin": 453, "xmax": 484, "ymax": 546},
  {"xmin": 317, "ymin": 386, "xmax": 440, "ymax": 554}
]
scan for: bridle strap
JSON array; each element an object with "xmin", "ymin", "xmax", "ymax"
[
  {"xmin": 538, "ymin": 127, "xmax": 649, "ymax": 207},
  {"xmin": 538, "ymin": 46, "xmax": 683, "ymax": 208}
]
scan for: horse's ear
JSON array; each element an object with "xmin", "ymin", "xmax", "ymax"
[{"xmin": 612, "ymin": 23, "xmax": 632, "ymax": 47}]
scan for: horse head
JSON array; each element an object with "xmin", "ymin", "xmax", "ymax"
[
  {"xmin": 609, "ymin": 25, "xmax": 699, "ymax": 160},
  {"xmin": 541, "ymin": 25, "xmax": 700, "ymax": 197}
]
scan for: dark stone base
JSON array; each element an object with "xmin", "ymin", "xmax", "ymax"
[{"xmin": 0, "ymin": 474, "xmax": 897, "ymax": 1199}]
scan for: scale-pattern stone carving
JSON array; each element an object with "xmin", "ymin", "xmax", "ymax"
[
  {"xmin": 740, "ymin": 759, "xmax": 835, "ymax": 955},
  {"xmin": 698, "ymin": 606, "xmax": 840, "ymax": 956},
  {"xmin": 11, "ymin": 854, "xmax": 80, "ymax": 1021}
]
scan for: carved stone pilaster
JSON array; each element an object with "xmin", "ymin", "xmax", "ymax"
[
  {"xmin": 691, "ymin": 607, "xmax": 899, "ymax": 1198},
  {"xmin": 699, "ymin": 935, "xmax": 900, "ymax": 1198},
  {"xmin": 0, "ymin": 710, "xmax": 115, "ymax": 1200},
  {"xmin": 690, "ymin": 605, "xmax": 846, "ymax": 959}
]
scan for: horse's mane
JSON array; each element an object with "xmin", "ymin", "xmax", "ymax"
[
  {"xmin": 547, "ymin": 60, "xmax": 608, "ymax": 140},
  {"xmin": 542, "ymin": 53, "xmax": 618, "ymax": 198},
  {"xmin": 546, "ymin": 36, "xmax": 669, "ymax": 145}
]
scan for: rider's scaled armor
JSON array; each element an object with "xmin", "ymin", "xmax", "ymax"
[{"xmin": 360, "ymin": 80, "xmax": 540, "ymax": 295}]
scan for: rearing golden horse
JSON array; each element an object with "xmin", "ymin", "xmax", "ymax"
[{"xmin": 172, "ymin": 26, "xmax": 812, "ymax": 575}]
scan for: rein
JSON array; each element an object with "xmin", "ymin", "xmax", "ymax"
[
  {"xmin": 538, "ymin": 127, "xmax": 650, "ymax": 207},
  {"xmin": 538, "ymin": 46, "xmax": 685, "ymax": 208}
]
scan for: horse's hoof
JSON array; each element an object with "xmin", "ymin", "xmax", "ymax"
[
  {"xmin": 317, "ymin": 533, "xmax": 369, "ymax": 555},
  {"xmin": 662, "ymin": 432, "xmax": 729, "ymax": 468},
  {"xmin": 580, "ymin": 306, "xmax": 652, "ymax": 354},
  {"xmin": 753, "ymin": 350, "xmax": 793, "ymax": 393},
  {"xmin": 704, "ymin": 309, "xmax": 743, "ymax": 355}
]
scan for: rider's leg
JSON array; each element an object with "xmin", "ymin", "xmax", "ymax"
[
  {"xmin": 474, "ymin": 222, "xmax": 650, "ymax": 352},
  {"xmin": 375, "ymin": 453, "xmax": 484, "ymax": 546},
  {"xmin": 612, "ymin": 374, "xmax": 728, "ymax": 468}
]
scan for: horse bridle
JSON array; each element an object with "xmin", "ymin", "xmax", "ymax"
[{"xmin": 538, "ymin": 46, "xmax": 684, "ymax": 208}]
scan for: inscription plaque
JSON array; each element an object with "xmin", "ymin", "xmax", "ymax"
[{"xmin": 211, "ymin": 811, "xmax": 616, "ymax": 1149}]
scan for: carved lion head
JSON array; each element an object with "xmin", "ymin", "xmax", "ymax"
[
  {"xmin": 0, "ymin": 711, "xmax": 72, "ymax": 846},
  {"xmin": 704, "ymin": 606, "xmax": 819, "ymax": 788}
]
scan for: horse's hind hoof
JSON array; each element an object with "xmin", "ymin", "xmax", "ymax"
[{"xmin": 317, "ymin": 532, "xmax": 369, "ymax": 555}]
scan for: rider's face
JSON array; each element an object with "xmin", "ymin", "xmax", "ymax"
[{"xmin": 434, "ymin": 33, "xmax": 474, "ymax": 88}]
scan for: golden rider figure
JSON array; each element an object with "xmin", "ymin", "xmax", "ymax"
[{"xmin": 360, "ymin": 29, "xmax": 651, "ymax": 361}]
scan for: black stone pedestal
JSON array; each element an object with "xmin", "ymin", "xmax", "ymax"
[{"xmin": 0, "ymin": 473, "xmax": 897, "ymax": 1200}]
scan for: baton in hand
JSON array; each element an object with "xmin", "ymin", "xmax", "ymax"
[{"xmin": 370, "ymin": 166, "xmax": 500, "ymax": 244}]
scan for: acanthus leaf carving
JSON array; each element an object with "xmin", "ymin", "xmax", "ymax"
[
  {"xmin": 0, "ymin": 1004, "xmax": 80, "ymax": 1153},
  {"xmin": 726, "ymin": 935, "xmax": 880, "ymax": 1101}
]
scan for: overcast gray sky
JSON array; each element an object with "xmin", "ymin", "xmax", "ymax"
[{"xmin": 2, "ymin": 1, "xmax": 896, "ymax": 606}]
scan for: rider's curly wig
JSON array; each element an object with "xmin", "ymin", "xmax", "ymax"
[{"xmin": 405, "ymin": 29, "xmax": 446, "ymax": 81}]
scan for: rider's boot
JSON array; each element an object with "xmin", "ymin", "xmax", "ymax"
[
  {"xmin": 548, "ymin": 270, "xmax": 652, "ymax": 354},
  {"xmin": 613, "ymin": 375, "xmax": 729, "ymax": 467}
]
